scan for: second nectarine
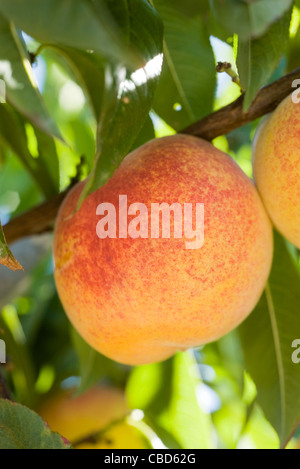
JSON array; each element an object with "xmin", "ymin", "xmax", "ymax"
[
  {"xmin": 253, "ymin": 93, "xmax": 300, "ymax": 248},
  {"xmin": 38, "ymin": 386, "xmax": 148, "ymax": 449}
]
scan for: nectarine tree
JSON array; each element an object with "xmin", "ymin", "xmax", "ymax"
[{"xmin": 0, "ymin": 0, "xmax": 300, "ymax": 451}]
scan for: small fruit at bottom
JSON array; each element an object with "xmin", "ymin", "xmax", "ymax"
[{"xmin": 38, "ymin": 386, "xmax": 148, "ymax": 449}]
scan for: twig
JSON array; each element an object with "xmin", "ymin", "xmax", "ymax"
[
  {"xmin": 181, "ymin": 67, "xmax": 300, "ymax": 141},
  {"xmin": 3, "ymin": 190, "xmax": 68, "ymax": 245},
  {"xmin": 3, "ymin": 157, "xmax": 85, "ymax": 245},
  {"xmin": 2, "ymin": 68, "xmax": 300, "ymax": 245}
]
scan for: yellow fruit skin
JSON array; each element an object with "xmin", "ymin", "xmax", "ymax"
[
  {"xmin": 38, "ymin": 386, "xmax": 147, "ymax": 449},
  {"xmin": 253, "ymin": 93, "xmax": 300, "ymax": 248},
  {"xmin": 54, "ymin": 134, "xmax": 273, "ymax": 366}
]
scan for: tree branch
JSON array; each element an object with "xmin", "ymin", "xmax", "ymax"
[
  {"xmin": 3, "ymin": 67, "xmax": 300, "ymax": 246},
  {"xmin": 181, "ymin": 67, "xmax": 300, "ymax": 141},
  {"xmin": 4, "ymin": 191, "xmax": 68, "ymax": 245}
]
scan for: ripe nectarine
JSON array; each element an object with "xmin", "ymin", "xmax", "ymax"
[
  {"xmin": 38, "ymin": 386, "xmax": 148, "ymax": 449},
  {"xmin": 54, "ymin": 135, "xmax": 273, "ymax": 365},
  {"xmin": 253, "ymin": 93, "xmax": 300, "ymax": 248}
]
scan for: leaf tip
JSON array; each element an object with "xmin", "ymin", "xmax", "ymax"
[{"xmin": 0, "ymin": 255, "xmax": 24, "ymax": 272}]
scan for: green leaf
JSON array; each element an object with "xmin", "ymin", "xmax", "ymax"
[
  {"xmin": 46, "ymin": 46, "xmax": 105, "ymax": 120},
  {"xmin": 33, "ymin": 127, "xmax": 60, "ymax": 194},
  {"xmin": 0, "ymin": 105, "xmax": 59, "ymax": 197},
  {"xmin": 0, "ymin": 305, "xmax": 36, "ymax": 406},
  {"xmin": 287, "ymin": 6, "xmax": 300, "ymax": 72},
  {"xmin": 26, "ymin": 292, "xmax": 78, "ymax": 390},
  {"xmin": 237, "ymin": 10, "xmax": 292, "ymax": 110},
  {"xmin": 239, "ymin": 232, "xmax": 300, "ymax": 448},
  {"xmin": 210, "ymin": 0, "xmax": 294, "ymax": 40},
  {"xmin": 152, "ymin": 0, "xmax": 216, "ymax": 130},
  {"xmin": 126, "ymin": 352, "xmax": 215, "ymax": 449},
  {"xmin": 80, "ymin": 0, "xmax": 163, "ymax": 199},
  {"xmin": 0, "ymin": 399, "xmax": 72, "ymax": 449},
  {"xmin": 0, "ymin": 219, "xmax": 23, "ymax": 271},
  {"xmin": 0, "ymin": 0, "xmax": 141, "ymax": 69},
  {"xmin": 168, "ymin": 352, "xmax": 215, "ymax": 449},
  {"xmin": 127, "ymin": 359, "xmax": 180, "ymax": 449},
  {"xmin": 0, "ymin": 14, "xmax": 61, "ymax": 138},
  {"xmin": 130, "ymin": 114, "xmax": 155, "ymax": 151}
]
